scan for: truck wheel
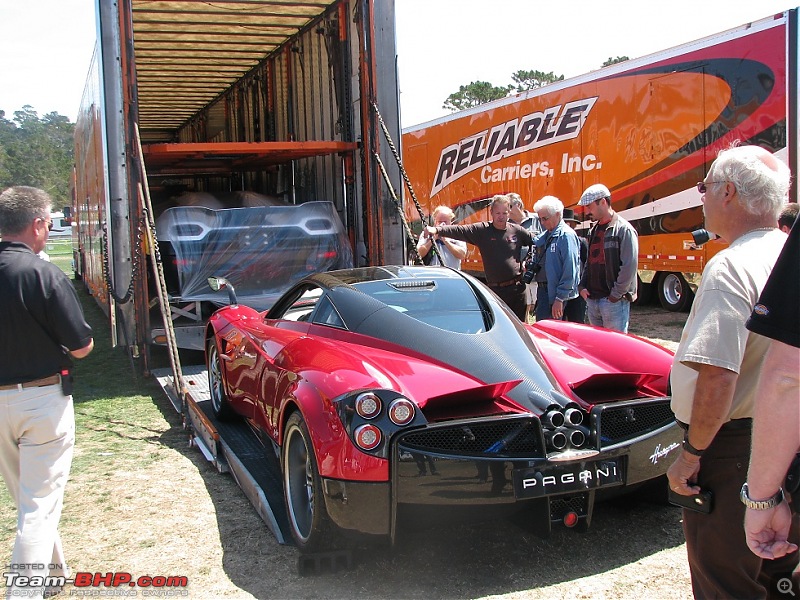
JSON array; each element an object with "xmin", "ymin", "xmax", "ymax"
[
  {"xmin": 657, "ymin": 272, "xmax": 693, "ymax": 312},
  {"xmin": 207, "ymin": 339, "xmax": 234, "ymax": 420},
  {"xmin": 282, "ymin": 412, "xmax": 336, "ymax": 552}
]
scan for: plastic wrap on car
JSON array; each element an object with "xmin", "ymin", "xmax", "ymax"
[{"xmin": 155, "ymin": 201, "xmax": 353, "ymax": 309}]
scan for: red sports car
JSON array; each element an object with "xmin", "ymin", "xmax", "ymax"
[{"xmin": 205, "ymin": 266, "xmax": 680, "ymax": 552}]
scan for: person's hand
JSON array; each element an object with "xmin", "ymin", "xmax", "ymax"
[
  {"xmin": 744, "ymin": 501, "xmax": 798, "ymax": 560},
  {"xmin": 579, "ymin": 289, "xmax": 589, "ymax": 300},
  {"xmin": 552, "ymin": 298, "xmax": 564, "ymax": 319},
  {"xmin": 667, "ymin": 452, "xmax": 702, "ymax": 495},
  {"xmin": 608, "ymin": 295, "xmax": 621, "ymax": 303},
  {"xmin": 424, "ymin": 226, "xmax": 437, "ymax": 238}
]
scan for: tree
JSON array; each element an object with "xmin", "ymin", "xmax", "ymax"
[
  {"xmin": 0, "ymin": 106, "xmax": 75, "ymax": 207},
  {"xmin": 511, "ymin": 69, "xmax": 564, "ymax": 92},
  {"xmin": 442, "ymin": 81, "xmax": 513, "ymax": 112},
  {"xmin": 603, "ymin": 56, "xmax": 629, "ymax": 67}
]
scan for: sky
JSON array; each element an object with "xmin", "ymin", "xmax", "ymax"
[{"xmin": 0, "ymin": 0, "xmax": 796, "ymax": 128}]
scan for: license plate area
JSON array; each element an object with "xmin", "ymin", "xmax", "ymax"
[{"xmin": 512, "ymin": 458, "xmax": 624, "ymax": 499}]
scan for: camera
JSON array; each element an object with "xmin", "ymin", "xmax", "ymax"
[
  {"xmin": 691, "ymin": 228, "xmax": 718, "ymax": 246},
  {"xmin": 522, "ymin": 255, "xmax": 541, "ymax": 284}
]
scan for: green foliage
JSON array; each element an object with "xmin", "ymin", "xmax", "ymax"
[
  {"xmin": 443, "ymin": 69, "xmax": 565, "ymax": 112},
  {"xmin": 511, "ymin": 69, "xmax": 564, "ymax": 92},
  {"xmin": 442, "ymin": 81, "xmax": 513, "ymax": 112},
  {"xmin": 0, "ymin": 106, "xmax": 75, "ymax": 207},
  {"xmin": 603, "ymin": 56, "xmax": 630, "ymax": 67}
]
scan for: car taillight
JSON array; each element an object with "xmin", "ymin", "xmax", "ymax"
[
  {"xmin": 388, "ymin": 397, "xmax": 415, "ymax": 426},
  {"xmin": 355, "ymin": 392, "xmax": 382, "ymax": 419},
  {"xmin": 354, "ymin": 424, "xmax": 382, "ymax": 451}
]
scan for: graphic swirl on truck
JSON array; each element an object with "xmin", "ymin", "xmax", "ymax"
[{"xmin": 156, "ymin": 201, "xmax": 353, "ymax": 310}]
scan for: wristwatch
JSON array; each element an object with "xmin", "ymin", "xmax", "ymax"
[{"xmin": 740, "ymin": 482, "xmax": 785, "ymax": 510}]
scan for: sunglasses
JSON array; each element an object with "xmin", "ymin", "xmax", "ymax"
[
  {"xmin": 696, "ymin": 181, "xmax": 725, "ymax": 194},
  {"xmin": 37, "ymin": 217, "xmax": 54, "ymax": 231}
]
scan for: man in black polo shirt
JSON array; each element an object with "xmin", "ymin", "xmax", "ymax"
[
  {"xmin": 426, "ymin": 194, "xmax": 534, "ymax": 320},
  {"xmin": 0, "ymin": 186, "xmax": 94, "ymax": 596}
]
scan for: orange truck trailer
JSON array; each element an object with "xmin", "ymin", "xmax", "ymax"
[{"xmin": 401, "ymin": 9, "xmax": 798, "ymax": 311}]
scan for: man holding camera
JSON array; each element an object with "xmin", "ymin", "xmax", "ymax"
[{"xmin": 527, "ymin": 196, "xmax": 580, "ymax": 322}]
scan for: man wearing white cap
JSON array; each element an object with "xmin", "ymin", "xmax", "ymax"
[{"xmin": 576, "ymin": 183, "xmax": 638, "ymax": 333}]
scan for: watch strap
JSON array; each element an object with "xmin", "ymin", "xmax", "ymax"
[
  {"xmin": 682, "ymin": 433, "xmax": 705, "ymax": 457},
  {"xmin": 740, "ymin": 483, "xmax": 785, "ymax": 510}
]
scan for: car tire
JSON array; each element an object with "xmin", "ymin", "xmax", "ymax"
[
  {"xmin": 207, "ymin": 339, "xmax": 234, "ymax": 420},
  {"xmin": 282, "ymin": 411, "xmax": 337, "ymax": 552},
  {"xmin": 657, "ymin": 272, "xmax": 693, "ymax": 312}
]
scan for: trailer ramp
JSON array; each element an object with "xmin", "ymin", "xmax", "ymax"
[{"xmin": 153, "ymin": 365, "xmax": 291, "ymax": 545}]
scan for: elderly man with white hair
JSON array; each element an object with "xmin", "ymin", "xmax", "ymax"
[
  {"xmin": 528, "ymin": 196, "xmax": 580, "ymax": 322},
  {"xmin": 666, "ymin": 144, "xmax": 796, "ymax": 599}
]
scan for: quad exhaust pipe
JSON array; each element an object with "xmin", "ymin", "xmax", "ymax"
[{"xmin": 541, "ymin": 405, "xmax": 590, "ymax": 452}]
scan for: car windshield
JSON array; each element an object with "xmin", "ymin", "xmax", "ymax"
[{"xmin": 353, "ymin": 278, "xmax": 489, "ymax": 333}]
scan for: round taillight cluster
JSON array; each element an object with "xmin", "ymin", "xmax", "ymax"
[
  {"xmin": 355, "ymin": 392, "xmax": 382, "ymax": 419},
  {"xmin": 345, "ymin": 392, "xmax": 419, "ymax": 454},
  {"xmin": 354, "ymin": 424, "xmax": 382, "ymax": 450},
  {"xmin": 388, "ymin": 397, "xmax": 415, "ymax": 426}
]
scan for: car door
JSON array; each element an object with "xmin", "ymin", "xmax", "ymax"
[{"xmin": 248, "ymin": 286, "xmax": 323, "ymax": 438}]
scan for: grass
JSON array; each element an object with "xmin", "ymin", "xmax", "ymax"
[{"xmin": 45, "ymin": 237, "xmax": 74, "ymax": 274}]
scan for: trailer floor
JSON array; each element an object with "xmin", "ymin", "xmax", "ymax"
[{"xmin": 152, "ymin": 365, "xmax": 292, "ymax": 545}]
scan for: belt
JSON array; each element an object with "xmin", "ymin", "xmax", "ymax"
[
  {"xmin": 488, "ymin": 276, "xmax": 522, "ymax": 288},
  {"xmin": 0, "ymin": 374, "xmax": 60, "ymax": 391},
  {"xmin": 676, "ymin": 418, "xmax": 752, "ymax": 431}
]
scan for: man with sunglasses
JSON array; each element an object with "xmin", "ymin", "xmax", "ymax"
[
  {"xmin": 666, "ymin": 146, "xmax": 795, "ymax": 599},
  {"xmin": 576, "ymin": 183, "xmax": 638, "ymax": 332},
  {"xmin": 0, "ymin": 186, "xmax": 94, "ymax": 597}
]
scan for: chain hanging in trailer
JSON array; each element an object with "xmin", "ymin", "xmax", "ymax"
[
  {"xmin": 133, "ymin": 124, "xmax": 187, "ymax": 407},
  {"xmin": 100, "ymin": 217, "xmax": 145, "ymax": 304},
  {"xmin": 373, "ymin": 151, "xmax": 426, "ymax": 264},
  {"xmin": 371, "ymin": 101, "xmax": 443, "ymax": 266}
]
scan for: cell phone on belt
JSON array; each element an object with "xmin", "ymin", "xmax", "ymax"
[{"xmin": 668, "ymin": 488, "xmax": 714, "ymax": 514}]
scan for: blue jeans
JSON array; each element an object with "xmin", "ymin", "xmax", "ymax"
[{"xmin": 586, "ymin": 297, "xmax": 630, "ymax": 333}]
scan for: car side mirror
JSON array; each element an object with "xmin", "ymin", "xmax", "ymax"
[{"xmin": 208, "ymin": 276, "xmax": 238, "ymax": 306}]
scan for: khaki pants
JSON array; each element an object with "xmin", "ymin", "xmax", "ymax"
[{"xmin": 0, "ymin": 383, "xmax": 74, "ymax": 597}]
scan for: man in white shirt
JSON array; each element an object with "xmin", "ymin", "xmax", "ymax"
[{"xmin": 417, "ymin": 206, "xmax": 467, "ymax": 269}]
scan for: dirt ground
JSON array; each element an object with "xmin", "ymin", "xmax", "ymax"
[{"xmin": 1, "ymin": 304, "xmax": 693, "ymax": 600}]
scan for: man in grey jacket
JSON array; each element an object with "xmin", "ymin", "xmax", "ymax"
[{"xmin": 577, "ymin": 184, "xmax": 638, "ymax": 333}]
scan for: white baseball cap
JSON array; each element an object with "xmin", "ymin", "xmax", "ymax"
[{"xmin": 578, "ymin": 184, "xmax": 611, "ymax": 206}]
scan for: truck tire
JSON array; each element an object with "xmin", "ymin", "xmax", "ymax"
[
  {"xmin": 282, "ymin": 412, "xmax": 338, "ymax": 552},
  {"xmin": 207, "ymin": 339, "xmax": 235, "ymax": 420},
  {"xmin": 657, "ymin": 272, "xmax": 693, "ymax": 312},
  {"xmin": 634, "ymin": 276, "xmax": 655, "ymax": 306}
]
